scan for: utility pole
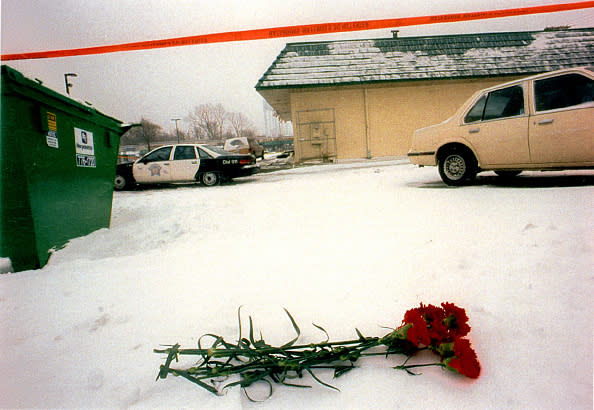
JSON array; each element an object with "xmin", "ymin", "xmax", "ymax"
[{"xmin": 171, "ymin": 118, "xmax": 181, "ymax": 143}]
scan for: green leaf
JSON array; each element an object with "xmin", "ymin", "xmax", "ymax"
[
  {"xmin": 312, "ymin": 323, "xmax": 330, "ymax": 343},
  {"xmin": 172, "ymin": 369, "xmax": 219, "ymax": 394},
  {"xmin": 281, "ymin": 308, "xmax": 301, "ymax": 348},
  {"xmin": 305, "ymin": 368, "xmax": 340, "ymax": 392},
  {"xmin": 198, "ymin": 334, "xmax": 224, "ymax": 352},
  {"xmin": 280, "ymin": 381, "xmax": 312, "ymax": 389},
  {"xmin": 355, "ymin": 328, "xmax": 367, "ymax": 341},
  {"xmin": 334, "ymin": 364, "xmax": 356, "ymax": 378},
  {"xmin": 242, "ymin": 379, "xmax": 273, "ymax": 402},
  {"xmin": 236, "ymin": 305, "xmax": 245, "ymax": 349},
  {"xmin": 248, "ymin": 316, "xmax": 256, "ymax": 346},
  {"xmin": 253, "ymin": 339, "xmax": 271, "ymax": 348},
  {"xmin": 155, "ymin": 343, "xmax": 180, "ymax": 380}
]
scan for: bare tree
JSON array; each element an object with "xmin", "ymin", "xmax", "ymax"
[
  {"xmin": 188, "ymin": 103, "xmax": 228, "ymax": 142},
  {"xmin": 228, "ymin": 112, "xmax": 256, "ymax": 139},
  {"xmin": 175, "ymin": 127, "xmax": 189, "ymax": 142},
  {"xmin": 121, "ymin": 117, "xmax": 163, "ymax": 150}
]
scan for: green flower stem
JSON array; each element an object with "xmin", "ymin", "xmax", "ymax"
[
  {"xmin": 394, "ymin": 362, "xmax": 446, "ymax": 375},
  {"xmin": 153, "ymin": 337, "xmax": 382, "ymax": 357},
  {"xmin": 156, "ymin": 337, "xmax": 415, "ymax": 394},
  {"xmin": 154, "ymin": 310, "xmax": 422, "ymax": 396}
]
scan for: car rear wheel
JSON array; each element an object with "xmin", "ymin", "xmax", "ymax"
[
  {"xmin": 200, "ymin": 171, "xmax": 220, "ymax": 186},
  {"xmin": 438, "ymin": 149, "xmax": 477, "ymax": 186},
  {"xmin": 114, "ymin": 174, "xmax": 128, "ymax": 190}
]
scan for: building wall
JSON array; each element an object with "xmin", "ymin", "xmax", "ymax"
[
  {"xmin": 290, "ymin": 88, "xmax": 367, "ymax": 161},
  {"xmin": 289, "ymin": 76, "xmax": 521, "ymax": 162}
]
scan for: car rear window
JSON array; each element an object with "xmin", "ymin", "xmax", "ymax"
[
  {"xmin": 203, "ymin": 145, "xmax": 230, "ymax": 156},
  {"xmin": 198, "ymin": 148, "xmax": 213, "ymax": 159},
  {"xmin": 534, "ymin": 73, "xmax": 593, "ymax": 112}
]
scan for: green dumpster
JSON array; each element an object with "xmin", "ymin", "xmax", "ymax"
[{"xmin": 1, "ymin": 65, "xmax": 132, "ymax": 272}]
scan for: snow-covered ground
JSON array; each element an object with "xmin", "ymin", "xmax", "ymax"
[{"xmin": 1, "ymin": 160, "xmax": 592, "ymax": 409}]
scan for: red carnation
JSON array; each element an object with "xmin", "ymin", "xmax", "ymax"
[
  {"xmin": 414, "ymin": 303, "xmax": 447, "ymax": 344},
  {"xmin": 440, "ymin": 302, "xmax": 471, "ymax": 340},
  {"xmin": 444, "ymin": 338, "xmax": 481, "ymax": 379},
  {"xmin": 401, "ymin": 308, "xmax": 431, "ymax": 346}
]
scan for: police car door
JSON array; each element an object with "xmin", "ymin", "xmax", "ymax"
[
  {"xmin": 133, "ymin": 146, "xmax": 173, "ymax": 183},
  {"xmin": 169, "ymin": 145, "xmax": 201, "ymax": 182}
]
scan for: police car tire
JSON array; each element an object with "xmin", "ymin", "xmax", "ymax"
[
  {"xmin": 114, "ymin": 174, "xmax": 127, "ymax": 190},
  {"xmin": 201, "ymin": 172, "xmax": 220, "ymax": 186}
]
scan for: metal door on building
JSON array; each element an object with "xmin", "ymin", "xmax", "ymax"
[{"xmin": 296, "ymin": 109, "xmax": 336, "ymax": 162}]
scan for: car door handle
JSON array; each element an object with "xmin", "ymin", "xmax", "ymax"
[
  {"xmin": 191, "ymin": 161, "xmax": 197, "ymax": 164},
  {"xmin": 469, "ymin": 128, "xmax": 480, "ymax": 134},
  {"xmin": 538, "ymin": 119, "xmax": 554, "ymax": 125},
  {"xmin": 163, "ymin": 163, "xmax": 170, "ymax": 166}
]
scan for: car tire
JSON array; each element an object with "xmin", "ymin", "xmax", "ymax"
[
  {"xmin": 495, "ymin": 170, "xmax": 522, "ymax": 178},
  {"xmin": 438, "ymin": 149, "xmax": 477, "ymax": 186},
  {"xmin": 114, "ymin": 174, "xmax": 128, "ymax": 191},
  {"xmin": 201, "ymin": 171, "xmax": 220, "ymax": 186}
]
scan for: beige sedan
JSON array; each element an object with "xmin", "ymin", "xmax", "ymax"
[{"xmin": 408, "ymin": 67, "xmax": 593, "ymax": 185}]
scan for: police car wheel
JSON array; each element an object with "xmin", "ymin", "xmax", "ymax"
[
  {"xmin": 201, "ymin": 172, "xmax": 220, "ymax": 186},
  {"xmin": 114, "ymin": 174, "xmax": 128, "ymax": 190}
]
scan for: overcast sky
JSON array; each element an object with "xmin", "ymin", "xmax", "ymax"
[{"xmin": 1, "ymin": 0, "xmax": 592, "ymax": 135}]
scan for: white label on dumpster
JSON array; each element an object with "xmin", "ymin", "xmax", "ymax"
[
  {"xmin": 74, "ymin": 128, "xmax": 94, "ymax": 155},
  {"xmin": 76, "ymin": 154, "xmax": 96, "ymax": 168},
  {"xmin": 46, "ymin": 131, "xmax": 59, "ymax": 148}
]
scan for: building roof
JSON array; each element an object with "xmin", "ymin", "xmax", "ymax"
[{"xmin": 256, "ymin": 29, "xmax": 594, "ymax": 90}]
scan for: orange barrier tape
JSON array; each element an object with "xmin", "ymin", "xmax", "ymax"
[{"xmin": 2, "ymin": 1, "xmax": 593, "ymax": 61}]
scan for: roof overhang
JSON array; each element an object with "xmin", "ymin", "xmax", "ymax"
[{"xmin": 256, "ymin": 88, "xmax": 292, "ymax": 122}]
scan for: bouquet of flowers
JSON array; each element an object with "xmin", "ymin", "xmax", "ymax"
[{"xmin": 154, "ymin": 302, "xmax": 480, "ymax": 399}]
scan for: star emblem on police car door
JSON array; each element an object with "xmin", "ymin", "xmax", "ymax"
[{"xmin": 148, "ymin": 164, "xmax": 161, "ymax": 176}]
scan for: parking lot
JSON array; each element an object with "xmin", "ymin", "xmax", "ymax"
[{"xmin": 1, "ymin": 161, "xmax": 592, "ymax": 409}]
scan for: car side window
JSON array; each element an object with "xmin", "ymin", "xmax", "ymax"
[
  {"xmin": 174, "ymin": 146, "xmax": 196, "ymax": 160},
  {"xmin": 142, "ymin": 147, "xmax": 172, "ymax": 163},
  {"xmin": 464, "ymin": 86, "xmax": 524, "ymax": 123},
  {"xmin": 534, "ymin": 73, "xmax": 593, "ymax": 112},
  {"xmin": 483, "ymin": 85, "xmax": 524, "ymax": 121},
  {"xmin": 464, "ymin": 95, "xmax": 487, "ymax": 123},
  {"xmin": 197, "ymin": 148, "xmax": 212, "ymax": 159}
]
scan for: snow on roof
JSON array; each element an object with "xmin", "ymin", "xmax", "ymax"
[{"xmin": 256, "ymin": 29, "xmax": 594, "ymax": 89}]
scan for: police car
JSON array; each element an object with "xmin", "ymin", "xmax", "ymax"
[{"xmin": 114, "ymin": 144, "xmax": 259, "ymax": 190}]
